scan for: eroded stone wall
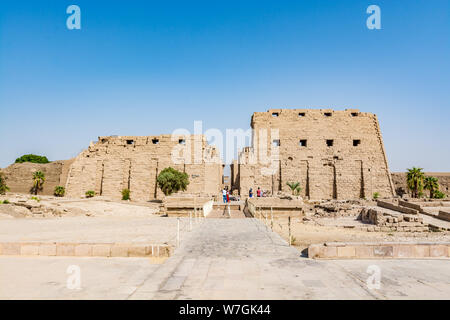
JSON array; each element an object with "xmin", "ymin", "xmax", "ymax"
[
  {"xmin": 237, "ymin": 109, "xmax": 395, "ymax": 200},
  {"xmin": 2, "ymin": 160, "xmax": 74, "ymax": 196},
  {"xmin": 65, "ymin": 135, "xmax": 222, "ymax": 201}
]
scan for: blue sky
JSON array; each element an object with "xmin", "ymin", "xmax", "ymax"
[{"xmin": 0, "ymin": 0, "xmax": 449, "ymax": 171}]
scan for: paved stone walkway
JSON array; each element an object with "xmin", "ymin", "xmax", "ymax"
[{"xmin": 130, "ymin": 218, "xmax": 450, "ymax": 300}]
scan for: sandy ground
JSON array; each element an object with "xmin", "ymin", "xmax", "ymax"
[
  {"xmin": 57, "ymin": 199, "xmax": 160, "ymax": 217},
  {"xmin": 0, "ymin": 193, "xmax": 160, "ymax": 218}
]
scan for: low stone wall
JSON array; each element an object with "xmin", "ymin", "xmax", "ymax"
[
  {"xmin": 162, "ymin": 196, "xmax": 213, "ymax": 216},
  {"xmin": 377, "ymin": 200, "xmax": 419, "ymax": 215},
  {"xmin": 398, "ymin": 200, "xmax": 422, "ymax": 211},
  {"xmin": 246, "ymin": 197, "xmax": 303, "ymax": 216},
  {"xmin": 438, "ymin": 210, "xmax": 450, "ymax": 222},
  {"xmin": 0, "ymin": 242, "xmax": 172, "ymax": 258},
  {"xmin": 309, "ymin": 242, "xmax": 450, "ymax": 259},
  {"xmin": 399, "ymin": 199, "xmax": 450, "ymax": 211}
]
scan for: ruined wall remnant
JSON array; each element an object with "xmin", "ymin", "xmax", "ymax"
[
  {"xmin": 65, "ymin": 134, "xmax": 222, "ymax": 201},
  {"xmin": 2, "ymin": 160, "xmax": 75, "ymax": 195},
  {"xmin": 236, "ymin": 109, "xmax": 395, "ymax": 200}
]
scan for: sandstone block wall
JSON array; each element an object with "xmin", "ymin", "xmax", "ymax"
[
  {"xmin": 236, "ymin": 109, "xmax": 395, "ymax": 200},
  {"xmin": 309, "ymin": 242, "xmax": 450, "ymax": 259},
  {"xmin": 65, "ymin": 135, "xmax": 222, "ymax": 201},
  {"xmin": 2, "ymin": 160, "xmax": 74, "ymax": 196}
]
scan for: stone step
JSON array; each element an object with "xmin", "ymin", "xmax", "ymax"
[{"xmin": 206, "ymin": 209, "xmax": 245, "ymax": 219}]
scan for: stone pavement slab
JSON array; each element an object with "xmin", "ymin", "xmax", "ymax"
[{"xmin": 0, "ymin": 256, "xmax": 159, "ymax": 299}]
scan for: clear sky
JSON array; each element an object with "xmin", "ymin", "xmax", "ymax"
[{"xmin": 0, "ymin": 0, "xmax": 449, "ymax": 172}]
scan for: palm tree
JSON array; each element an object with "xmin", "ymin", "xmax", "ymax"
[
  {"xmin": 406, "ymin": 167, "xmax": 424, "ymax": 198},
  {"xmin": 286, "ymin": 182, "xmax": 301, "ymax": 196},
  {"xmin": 32, "ymin": 171, "xmax": 45, "ymax": 195},
  {"xmin": 424, "ymin": 176, "xmax": 439, "ymax": 199},
  {"xmin": 0, "ymin": 171, "xmax": 9, "ymax": 195}
]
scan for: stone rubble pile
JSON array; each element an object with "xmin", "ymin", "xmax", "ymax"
[
  {"xmin": 360, "ymin": 207, "xmax": 429, "ymax": 232},
  {"xmin": 0, "ymin": 196, "xmax": 88, "ymax": 218}
]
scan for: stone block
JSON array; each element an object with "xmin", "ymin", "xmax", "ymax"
[
  {"xmin": 393, "ymin": 245, "xmax": 414, "ymax": 258},
  {"xmin": 373, "ymin": 245, "xmax": 393, "ymax": 257},
  {"xmin": 355, "ymin": 246, "xmax": 373, "ymax": 258},
  {"xmin": 92, "ymin": 244, "xmax": 111, "ymax": 257},
  {"xmin": 337, "ymin": 246, "xmax": 356, "ymax": 258},
  {"xmin": 20, "ymin": 244, "xmax": 40, "ymax": 256},
  {"xmin": 39, "ymin": 243, "xmax": 57, "ymax": 256},
  {"xmin": 74, "ymin": 244, "xmax": 92, "ymax": 256},
  {"xmin": 111, "ymin": 244, "xmax": 129, "ymax": 257},
  {"xmin": 128, "ymin": 245, "xmax": 151, "ymax": 257},
  {"xmin": 414, "ymin": 245, "xmax": 430, "ymax": 258},
  {"xmin": 322, "ymin": 246, "xmax": 337, "ymax": 258},
  {"xmin": 160, "ymin": 246, "xmax": 172, "ymax": 257},
  {"xmin": 429, "ymin": 245, "xmax": 447, "ymax": 258},
  {"xmin": 56, "ymin": 243, "xmax": 75, "ymax": 256},
  {"xmin": 308, "ymin": 244, "xmax": 322, "ymax": 259},
  {"xmin": 1, "ymin": 243, "xmax": 21, "ymax": 255}
]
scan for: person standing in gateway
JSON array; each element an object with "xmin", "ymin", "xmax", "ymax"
[{"xmin": 222, "ymin": 188, "xmax": 227, "ymax": 203}]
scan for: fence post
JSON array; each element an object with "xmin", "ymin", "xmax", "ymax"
[
  {"xmin": 270, "ymin": 207, "xmax": 273, "ymax": 231},
  {"xmin": 177, "ymin": 217, "xmax": 180, "ymax": 248},
  {"xmin": 288, "ymin": 216, "xmax": 291, "ymax": 246},
  {"xmin": 194, "ymin": 207, "xmax": 197, "ymax": 223},
  {"xmin": 265, "ymin": 209, "xmax": 268, "ymax": 226}
]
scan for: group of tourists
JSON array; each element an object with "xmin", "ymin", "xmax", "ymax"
[
  {"xmin": 248, "ymin": 187, "xmax": 263, "ymax": 198},
  {"xmin": 222, "ymin": 187, "xmax": 230, "ymax": 203},
  {"xmin": 222, "ymin": 186, "xmax": 265, "ymax": 202}
]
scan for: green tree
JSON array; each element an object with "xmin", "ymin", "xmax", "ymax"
[
  {"xmin": 286, "ymin": 182, "xmax": 302, "ymax": 196},
  {"xmin": 0, "ymin": 171, "xmax": 10, "ymax": 195},
  {"xmin": 423, "ymin": 176, "xmax": 439, "ymax": 199},
  {"xmin": 406, "ymin": 167, "xmax": 425, "ymax": 198},
  {"xmin": 54, "ymin": 186, "xmax": 65, "ymax": 197},
  {"xmin": 157, "ymin": 167, "xmax": 189, "ymax": 196},
  {"xmin": 32, "ymin": 171, "xmax": 45, "ymax": 195},
  {"xmin": 15, "ymin": 154, "xmax": 49, "ymax": 164}
]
